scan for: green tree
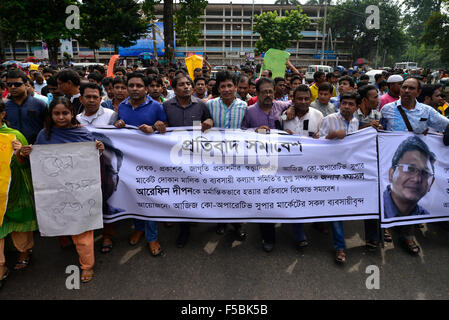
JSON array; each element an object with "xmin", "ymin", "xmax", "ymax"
[
  {"xmin": 421, "ymin": 5, "xmax": 449, "ymax": 66},
  {"xmin": 143, "ymin": 0, "xmax": 207, "ymax": 61},
  {"xmin": 253, "ymin": 6, "xmax": 310, "ymax": 55},
  {"xmin": 174, "ymin": 0, "xmax": 208, "ymax": 47},
  {"xmin": 78, "ymin": 0, "xmax": 147, "ymax": 54},
  {"xmin": 401, "ymin": 0, "xmax": 443, "ymax": 42},
  {"xmin": 325, "ymin": 0, "xmax": 406, "ymax": 66},
  {"xmin": 0, "ymin": 0, "xmax": 40, "ymax": 60}
]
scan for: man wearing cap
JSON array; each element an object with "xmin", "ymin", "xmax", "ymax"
[{"xmin": 379, "ymin": 74, "xmax": 403, "ymax": 110}]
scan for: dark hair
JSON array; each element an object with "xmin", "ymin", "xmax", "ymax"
[
  {"xmin": 102, "ymin": 77, "xmax": 114, "ymax": 87},
  {"xmin": 93, "ymin": 65, "xmax": 105, "ymax": 75},
  {"xmin": 313, "ymin": 71, "xmax": 325, "ymax": 82},
  {"xmin": 290, "ymin": 75, "xmax": 301, "ymax": 83},
  {"xmin": 56, "ymin": 69, "xmax": 81, "ymax": 86},
  {"xmin": 194, "ymin": 68, "xmax": 202, "ymax": 73},
  {"xmin": 27, "ymin": 78, "xmax": 34, "ymax": 88},
  {"xmin": 126, "ymin": 72, "xmax": 148, "ymax": 86},
  {"xmin": 172, "ymin": 74, "xmax": 192, "ymax": 89},
  {"xmin": 339, "ymin": 76, "xmax": 355, "ymax": 87},
  {"xmin": 378, "ymin": 80, "xmax": 388, "ymax": 88},
  {"xmin": 87, "ymin": 72, "xmax": 103, "ymax": 83},
  {"xmin": 114, "ymin": 67, "xmax": 126, "ymax": 75},
  {"xmin": 318, "ymin": 82, "xmax": 333, "ymax": 93},
  {"xmin": 207, "ymin": 78, "xmax": 216, "ymax": 85},
  {"xmin": 46, "ymin": 75, "xmax": 58, "ymax": 87},
  {"xmin": 0, "ymin": 101, "xmax": 5, "ymax": 113},
  {"xmin": 0, "ymin": 79, "xmax": 4, "ymax": 90},
  {"xmin": 374, "ymin": 73, "xmax": 384, "ymax": 82},
  {"xmin": 44, "ymin": 96, "xmax": 79, "ymax": 139},
  {"xmin": 174, "ymin": 69, "xmax": 186, "ymax": 77},
  {"xmin": 262, "ymin": 69, "xmax": 272, "ymax": 77},
  {"xmin": 340, "ymin": 91, "xmax": 361, "ymax": 105},
  {"xmin": 293, "ymin": 84, "xmax": 311, "ymax": 97},
  {"xmin": 148, "ymin": 75, "xmax": 163, "ymax": 86},
  {"xmin": 215, "ymin": 70, "xmax": 236, "ymax": 88},
  {"xmin": 237, "ymin": 75, "xmax": 250, "ymax": 85},
  {"xmin": 274, "ymin": 77, "xmax": 285, "ymax": 87},
  {"xmin": 326, "ymin": 73, "xmax": 336, "ymax": 81},
  {"xmin": 256, "ymin": 77, "xmax": 275, "ymax": 93},
  {"xmin": 418, "ymin": 84, "xmax": 442, "ymax": 103},
  {"xmin": 360, "ymin": 75, "xmax": 370, "ymax": 81},
  {"xmin": 357, "ymin": 84, "xmax": 377, "ymax": 99},
  {"xmin": 43, "ymin": 67, "xmax": 55, "ymax": 75},
  {"xmin": 112, "ymin": 76, "xmax": 127, "ymax": 86},
  {"xmin": 145, "ymin": 67, "xmax": 159, "ymax": 76},
  {"xmin": 6, "ymin": 69, "xmax": 28, "ymax": 83},
  {"xmin": 80, "ymin": 82, "xmax": 102, "ymax": 96},
  {"xmin": 194, "ymin": 76, "xmax": 207, "ymax": 86},
  {"xmin": 392, "ymin": 136, "xmax": 436, "ymax": 173}
]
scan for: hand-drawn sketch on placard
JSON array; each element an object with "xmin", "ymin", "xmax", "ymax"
[{"xmin": 29, "ymin": 142, "xmax": 103, "ymax": 236}]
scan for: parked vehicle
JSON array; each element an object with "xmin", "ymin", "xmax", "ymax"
[{"xmin": 305, "ymin": 65, "xmax": 333, "ymax": 82}]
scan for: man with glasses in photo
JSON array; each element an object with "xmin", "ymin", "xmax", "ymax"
[{"xmin": 384, "ymin": 136, "xmax": 435, "ymax": 255}]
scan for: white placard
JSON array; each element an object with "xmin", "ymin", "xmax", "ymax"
[{"xmin": 30, "ymin": 142, "xmax": 103, "ymax": 236}]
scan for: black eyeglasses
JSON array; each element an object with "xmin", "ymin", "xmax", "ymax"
[{"xmin": 7, "ymin": 82, "xmax": 24, "ymax": 88}]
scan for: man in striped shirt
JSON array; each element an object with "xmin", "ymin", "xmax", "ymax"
[
  {"xmin": 318, "ymin": 91, "xmax": 360, "ymax": 264},
  {"xmin": 206, "ymin": 71, "xmax": 247, "ymax": 129},
  {"xmin": 206, "ymin": 70, "xmax": 248, "ymax": 239}
]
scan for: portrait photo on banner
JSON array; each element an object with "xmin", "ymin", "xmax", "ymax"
[{"xmin": 379, "ymin": 132, "xmax": 449, "ymax": 228}]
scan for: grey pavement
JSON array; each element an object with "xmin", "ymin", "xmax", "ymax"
[{"xmin": 1, "ymin": 220, "xmax": 449, "ymax": 300}]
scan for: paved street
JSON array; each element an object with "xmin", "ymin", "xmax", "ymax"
[{"xmin": 1, "ymin": 219, "xmax": 448, "ymax": 300}]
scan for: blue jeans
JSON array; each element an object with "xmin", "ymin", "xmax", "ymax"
[
  {"xmin": 134, "ymin": 219, "xmax": 158, "ymax": 242},
  {"xmin": 331, "ymin": 221, "xmax": 345, "ymax": 250},
  {"xmin": 292, "ymin": 223, "xmax": 307, "ymax": 242}
]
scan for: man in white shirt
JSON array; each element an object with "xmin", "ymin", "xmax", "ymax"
[
  {"xmin": 283, "ymin": 84, "xmax": 323, "ymax": 251},
  {"xmin": 77, "ymin": 83, "xmax": 117, "ymax": 127},
  {"xmin": 284, "ymin": 84, "xmax": 323, "ymax": 137}
]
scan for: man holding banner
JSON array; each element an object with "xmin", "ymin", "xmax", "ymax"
[
  {"xmin": 114, "ymin": 72, "xmax": 167, "ymax": 256},
  {"xmin": 318, "ymin": 91, "xmax": 361, "ymax": 263}
]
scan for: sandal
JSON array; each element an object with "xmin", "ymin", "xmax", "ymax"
[
  {"xmin": 383, "ymin": 229, "xmax": 392, "ymax": 242},
  {"xmin": 365, "ymin": 240, "xmax": 378, "ymax": 252},
  {"xmin": 0, "ymin": 266, "xmax": 9, "ymax": 289},
  {"xmin": 400, "ymin": 238, "xmax": 420, "ymax": 256},
  {"xmin": 13, "ymin": 250, "xmax": 32, "ymax": 271},
  {"xmin": 101, "ymin": 237, "xmax": 113, "ymax": 254},
  {"xmin": 148, "ymin": 241, "xmax": 162, "ymax": 257},
  {"xmin": 129, "ymin": 230, "xmax": 144, "ymax": 246},
  {"xmin": 81, "ymin": 269, "xmax": 94, "ymax": 283},
  {"xmin": 335, "ymin": 250, "xmax": 346, "ymax": 264}
]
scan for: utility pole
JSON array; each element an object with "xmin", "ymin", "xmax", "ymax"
[
  {"xmin": 320, "ymin": 1, "xmax": 328, "ymax": 65},
  {"xmin": 250, "ymin": 0, "xmax": 255, "ymax": 52},
  {"xmin": 152, "ymin": 20, "xmax": 158, "ymax": 61}
]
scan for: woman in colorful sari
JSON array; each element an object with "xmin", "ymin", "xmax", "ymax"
[{"xmin": 0, "ymin": 101, "xmax": 38, "ymax": 289}]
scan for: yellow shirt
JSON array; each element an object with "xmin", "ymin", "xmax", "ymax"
[
  {"xmin": 310, "ymin": 83, "xmax": 318, "ymax": 102},
  {"xmin": 438, "ymin": 103, "xmax": 449, "ymax": 118}
]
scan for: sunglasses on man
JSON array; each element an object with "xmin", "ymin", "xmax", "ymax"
[{"xmin": 7, "ymin": 82, "xmax": 24, "ymax": 88}]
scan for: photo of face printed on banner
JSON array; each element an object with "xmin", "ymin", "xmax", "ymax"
[{"xmin": 379, "ymin": 133, "xmax": 449, "ymax": 228}]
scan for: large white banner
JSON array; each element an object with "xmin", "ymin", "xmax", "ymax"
[
  {"xmin": 30, "ymin": 142, "xmax": 103, "ymax": 236},
  {"xmin": 90, "ymin": 127, "xmax": 379, "ymax": 223},
  {"xmin": 379, "ymin": 132, "xmax": 449, "ymax": 228}
]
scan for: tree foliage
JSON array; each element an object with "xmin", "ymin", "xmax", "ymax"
[
  {"xmin": 143, "ymin": 0, "xmax": 207, "ymax": 60},
  {"xmin": 421, "ymin": 5, "xmax": 449, "ymax": 66},
  {"xmin": 274, "ymin": 0, "xmax": 301, "ymax": 5},
  {"xmin": 325, "ymin": 0, "xmax": 406, "ymax": 65},
  {"xmin": 174, "ymin": 0, "xmax": 208, "ymax": 47},
  {"xmin": 79, "ymin": 0, "xmax": 147, "ymax": 54},
  {"xmin": 253, "ymin": 7, "xmax": 310, "ymax": 55}
]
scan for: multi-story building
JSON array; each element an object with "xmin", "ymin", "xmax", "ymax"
[{"xmin": 3, "ymin": 3, "xmax": 351, "ymax": 67}]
